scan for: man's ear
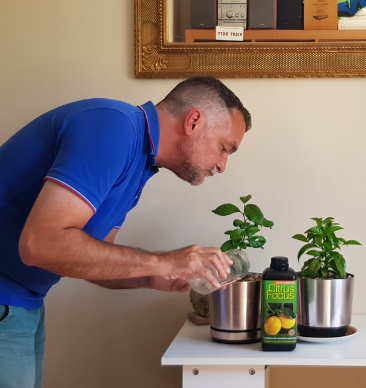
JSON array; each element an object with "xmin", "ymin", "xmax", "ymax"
[{"xmin": 183, "ymin": 108, "xmax": 203, "ymax": 136}]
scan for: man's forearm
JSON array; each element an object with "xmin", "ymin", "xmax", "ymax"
[
  {"xmin": 20, "ymin": 226, "xmax": 161, "ymax": 280},
  {"xmin": 88, "ymin": 277, "xmax": 152, "ymax": 289},
  {"xmin": 88, "ymin": 276, "xmax": 190, "ymax": 293}
]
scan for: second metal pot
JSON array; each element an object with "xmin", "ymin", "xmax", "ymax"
[{"xmin": 297, "ymin": 274, "xmax": 354, "ymax": 337}]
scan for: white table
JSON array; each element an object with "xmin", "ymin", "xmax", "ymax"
[{"xmin": 162, "ymin": 314, "xmax": 366, "ymax": 388}]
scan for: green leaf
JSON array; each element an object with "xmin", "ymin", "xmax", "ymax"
[
  {"xmin": 311, "ymin": 217, "xmax": 323, "ymax": 227},
  {"xmin": 238, "ymin": 242, "xmax": 247, "ymax": 250},
  {"xmin": 278, "ymin": 307, "xmax": 296, "ymax": 319},
  {"xmin": 328, "ymin": 259, "xmax": 339, "ymax": 277},
  {"xmin": 224, "ymin": 230, "xmax": 233, "ymax": 235},
  {"xmin": 301, "ymin": 258, "xmax": 322, "ymax": 278},
  {"xmin": 306, "ymin": 232, "xmax": 318, "ymax": 240},
  {"xmin": 323, "ymin": 240, "xmax": 333, "ymax": 251},
  {"xmin": 323, "ymin": 221, "xmax": 332, "ymax": 234},
  {"xmin": 246, "ymin": 227, "xmax": 260, "ymax": 236},
  {"xmin": 230, "ymin": 229, "xmax": 246, "ymax": 241},
  {"xmin": 327, "ymin": 232, "xmax": 340, "ymax": 248},
  {"xmin": 244, "ymin": 204, "xmax": 264, "ymax": 225},
  {"xmin": 233, "ymin": 219, "xmax": 245, "ymax": 228},
  {"xmin": 321, "ymin": 217, "xmax": 334, "ymax": 225},
  {"xmin": 301, "ymin": 258, "xmax": 313, "ymax": 271},
  {"xmin": 297, "ymin": 243, "xmax": 316, "ymax": 261},
  {"xmin": 220, "ymin": 240, "xmax": 237, "ymax": 252},
  {"xmin": 314, "ymin": 236, "xmax": 322, "ymax": 247},
  {"xmin": 320, "ymin": 267, "xmax": 329, "ymax": 279},
  {"xmin": 212, "ymin": 203, "xmax": 241, "ymax": 216},
  {"xmin": 326, "ymin": 226, "xmax": 343, "ymax": 234},
  {"xmin": 248, "ymin": 235, "xmax": 266, "ymax": 248},
  {"xmin": 240, "ymin": 195, "xmax": 252, "ymax": 204},
  {"xmin": 240, "ymin": 222, "xmax": 252, "ymax": 229},
  {"xmin": 292, "ymin": 234, "xmax": 308, "ymax": 243},
  {"xmin": 310, "ymin": 226, "xmax": 323, "ymax": 235},
  {"xmin": 262, "ymin": 218, "xmax": 274, "ymax": 228},
  {"xmin": 306, "ymin": 250, "xmax": 321, "ymax": 257},
  {"xmin": 345, "ymin": 240, "xmax": 362, "ymax": 246},
  {"xmin": 331, "ymin": 252, "xmax": 346, "ymax": 278}
]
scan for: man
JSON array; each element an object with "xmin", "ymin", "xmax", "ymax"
[{"xmin": 0, "ymin": 76, "xmax": 251, "ymax": 387}]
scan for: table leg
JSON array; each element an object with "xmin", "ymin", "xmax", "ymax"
[{"xmin": 182, "ymin": 364, "xmax": 266, "ymax": 388}]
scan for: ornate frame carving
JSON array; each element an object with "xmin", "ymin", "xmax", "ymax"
[{"xmin": 134, "ymin": 0, "xmax": 366, "ymax": 78}]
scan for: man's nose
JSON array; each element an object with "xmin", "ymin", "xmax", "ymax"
[{"xmin": 216, "ymin": 154, "xmax": 228, "ymax": 173}]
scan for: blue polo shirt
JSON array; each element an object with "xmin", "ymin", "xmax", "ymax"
[{"xmin": 0, "ymin": 99, "xmax": 160, "ymax": 309}]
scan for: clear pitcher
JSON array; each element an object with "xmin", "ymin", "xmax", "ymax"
[{"xmin": 189, "ymin": 249, "xmax": 250, "ymax": 295}]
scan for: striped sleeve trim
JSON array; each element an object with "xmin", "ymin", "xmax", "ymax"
[{"xmin": 44, "ymin": 176, "xmax": 97, "ymax": 214}]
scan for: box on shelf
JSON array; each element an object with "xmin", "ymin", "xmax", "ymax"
[{"xmin": 304, "ymin": 0, "xmax": 338, "ymax": 29}]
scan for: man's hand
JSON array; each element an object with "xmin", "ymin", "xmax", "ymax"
[{"xmin": 155, "ymin": 245, "xmax": 233, "ymax": 290}]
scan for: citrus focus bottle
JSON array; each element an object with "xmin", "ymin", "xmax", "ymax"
[{"xmin": 261, "ymin": 256, "xmax": 297, "ymax": 351}]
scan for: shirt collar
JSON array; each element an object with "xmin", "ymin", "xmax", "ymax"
[{"xmin": 138, "ymin": 101, "xmax": 160, "ymax": 159}]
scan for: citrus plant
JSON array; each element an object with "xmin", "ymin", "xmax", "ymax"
[
  {"xmin": 212, "ymin": 195, "xmax": 274, "ymax": 252},
  {"xmin": 292, "ymin": 217, "xmax": 362, "ymax": 279}
]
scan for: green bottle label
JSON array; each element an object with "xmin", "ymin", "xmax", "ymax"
[{"xmin": 261, "ymin": 280, "xmax": 297, "ymax": 346}]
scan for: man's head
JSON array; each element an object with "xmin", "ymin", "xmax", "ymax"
[
  {"xmin": 156, "ymin": 76, "xmax": 251, "ymax": 185},
  {"xmin": 157, "ymin": 76, "xmax": 251, "ymax": 133}
]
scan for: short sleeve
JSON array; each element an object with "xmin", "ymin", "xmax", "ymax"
[
  {"xmin": 114, "ymin": 215, "xmax": 126, "ymax": 229},
  {"xmin": 45, "ymin": 108, "xmax": 136, "ymax": 213}
]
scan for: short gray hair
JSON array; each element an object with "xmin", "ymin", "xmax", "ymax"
[{"xmin": 157, "ymin": 76, "xmax": 252, "ymax": 131}]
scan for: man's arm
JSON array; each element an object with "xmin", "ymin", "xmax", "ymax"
[
  {"xmin": 90, "ymin": 229, "xmax": 190, "ymax": 292},
  {"xmin": 19, "ymin": 180, "xmax": 231, "ymax": 288},
  {"xmin": 89, "ymin": 276, "xmax": 190, "ymax": 292}
]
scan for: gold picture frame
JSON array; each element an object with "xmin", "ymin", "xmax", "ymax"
[{"xmin": 134, "ymin": 0, "xmax": 366, "ymax": 79}]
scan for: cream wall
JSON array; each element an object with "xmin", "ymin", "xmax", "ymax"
[{"xmin": 1, "ymin": 1, "xmax": 366, "ymax": 387}]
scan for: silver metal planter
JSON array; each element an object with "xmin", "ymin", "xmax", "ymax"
[
  {"xmin": 297, "ymin": 273, "xmax": 354, "ymax": 337},
  {"xmin": 208, "ymin": 274, "xmax": 262, "ymax": 344}
]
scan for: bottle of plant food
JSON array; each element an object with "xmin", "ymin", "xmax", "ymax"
[
  {"xmin": 261, "ymin": 256, "xmax": 297, "ymax": 351},
  {"xmin": 189, "ymin": 249, "xmax": 250, "ymax": 295}
]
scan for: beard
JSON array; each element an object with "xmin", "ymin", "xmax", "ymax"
[{"xmin": 175, "ymin": 135, "xmax": 217, "ymax": 186}]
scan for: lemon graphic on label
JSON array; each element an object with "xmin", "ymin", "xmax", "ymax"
[
  {"xmin": 279, "ymin": 314, "xmax": 296, "ymax": 329},
  {"xmin": 264, "ymin": 316, "xmax": 282, "ymax": 335}
]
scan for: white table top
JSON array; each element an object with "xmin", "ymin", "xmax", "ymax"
[{"xmin": 162, "ymin": 314, "xmax": 366, "ymax": 367}]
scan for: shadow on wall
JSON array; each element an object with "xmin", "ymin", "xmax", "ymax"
[{"xmin": 43, "ymin": 278, "xmax": 190, "ymax": 388}]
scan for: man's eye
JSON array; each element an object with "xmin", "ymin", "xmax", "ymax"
[{"xmin": 222, "ymin": 147, "xmax": 227, "ymax": 153}]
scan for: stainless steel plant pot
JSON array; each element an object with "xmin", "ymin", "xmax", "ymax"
[
  {"xmin": 297, "ymin": 273, "xmax": 354, "ymax": 337},
  {"xmin": 208, "ymin": 275, "xmax": 262, "ymax": 344}
]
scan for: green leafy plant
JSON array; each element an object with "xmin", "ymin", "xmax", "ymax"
[
  {"xmin": 212, "ymin": 195, "xmax": 274, "ymax": 252},
  {"xmin": 292, "ymin": 217, "xmax": 362, "ymax": 279}
]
